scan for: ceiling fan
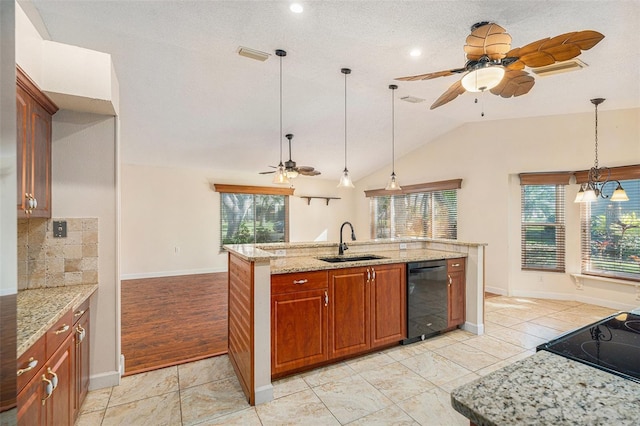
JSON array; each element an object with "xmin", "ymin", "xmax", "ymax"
[
  {"xmin": 260, "ymin": 134, "xmax": 321, "ymax": 177},
  {"xmin": 396, "ymin": 22, "xmax": 604, "ymax": 109}
]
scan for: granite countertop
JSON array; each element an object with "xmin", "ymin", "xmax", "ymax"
[
  {"xmin": 17, "ymin": 284, "xmax": 98, "ymax": 357},
  {"xmin": 451, "ymin": 350, "xmax": 640, "ymax": 425},
  {"xmin": 270, "ymin": 248, "xmax": 464, "ymax": 274}
]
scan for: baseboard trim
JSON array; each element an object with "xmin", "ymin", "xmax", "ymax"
[
  {"xmin": 89, "ymin": 370, "xmax": 121, "ymax": 390},
  {"xmin": 463, "ymin": 321, "xmax": 484, "ymax": 336},
  {"xmin": 485, "ymin": 286, "xmax": 506, "ymax": 295},
  {"xmin": 254, "ymin": 384, "xmax": 274, "ymax": 405},
  {"xmin": 510, "ymin": 289, "xmax": 638, "ymax": 311},
  {"xmin": 121, "ymin": 267, "xmax": 227, "ymax": 280}
]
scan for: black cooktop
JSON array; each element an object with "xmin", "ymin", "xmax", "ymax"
[{"xmin": 537, "ymin": 312, "xmax": 640, "ymax": 384}]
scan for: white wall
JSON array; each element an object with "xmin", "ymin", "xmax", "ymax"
[
  {"xmin": 52, "ymin": 110, "xmax": 120, "ymax": 388},
  {"xmin": 354, "ymin": 107, "xmax": 640, "ymax": 309},
  {"xmin": 120, "ymin": 164, "xmax": 357, "ymax": 278}
]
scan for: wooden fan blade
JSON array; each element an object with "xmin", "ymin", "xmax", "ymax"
[
  {"xmin": 300, "ymin": 169, "xmax": 321, "ymax": 176},
  {"xmin": 396, "ymin": 68, "xmax": 466, "ymax": 81},
  {"xmin": 430, "ymin": 80, "xmax": 466, "ymax": 110},
  {"xmin": 259, "ymin": 171, "xmax": 276, "ymax": 174},
  {"xmin": 464, "ymin": 23, "xmax": 512, "ymax": 61},
  {"xmin": 490, "ymin": 70, "xmax": 535, "ymax": 98},
  {"xmin": 504, "ymin": 30, "xmax": 604, "ymax": 68}
]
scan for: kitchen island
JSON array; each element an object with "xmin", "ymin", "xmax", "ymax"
[
  {"xmin": 451, "ymin": 350, "xmax": 640, "ymax": 425},
  {"xmin": 225, "ymin": 238, "xmax": 486, "ymax": 405}
]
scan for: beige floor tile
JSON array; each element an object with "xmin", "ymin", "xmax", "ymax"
[
  {"xmin": 346, "ymin": 404, "xmax": 419, "ymax": 425},
  {"xmin": 529, "ymin": 315, "xmax": 584, "ymax": 332},
  {"xmin": 180, "ymin": 376, "xmax": 249, "ymax": 426},
  {"xmin": 400, "ymin": 351, "xmax": 472, "ymax": 386},
  {"xmin": 75, "ymin": 409, "xmax": 105, "ymax": 426},
  {"xmin": 360, "ymin": 361, "xmax": 435, "ymax": 403},
  {"xmin": 384, "ymin": 342, "xmax": 431, "ymax": 362},
  {"xmin": 485, "ymin": 311, "xmax": 525, "ymax": 327},
  {"xmin": 109, "ymin": 366, "xmax": 179, "ymax": 407},
  {"xmin": 102, "ymin": 391, "xmax": 181, "ymax": 426},
  {"xmin": 432, "ymin": 342, "xmax": 501, "ymax": 371},
  {"xmin": 256, "ymin": 388, "xmax": 339, "ymax": 425},
  {"xmin": 301, "ymin": 361, "xmax": 355, "ymax": 387},
  {"xmin": 397, "ymin": 387, "xmax": 468, "ymax": 426},
  {"xmin": 345, "ymin": 351, "xmax": 395, "ymax": 374},
  {"xmin": 272, "ymin": 374, "xmax": 310, "ymax": 399},
  {"xmin": 198, "ymin": 407, "xmax": 262, "ymax": 425},
  {"xmin": 313, "ymin": 374, "xmax": 393, "ymax": 424},
  {"xmin": 79, "ymin": 387, "xmax": 112, "ymax": 414},
  {"xmin": 475, "ymin": 350, "xmax": 535, "ymax": 376},
  {"xmin": 497, "ymin": 305, "xmax": 558, "ymax": 321},
  {"xmin": 462, "ymin": 335, "xmax": 527, "ymax": 360},
  {"xmin": 445, "ymin": 329, "xmax": 476, "ymax": 342},
  {"xmin": 178, "ymin": 354, "xmax": 236, "ymax": 389},
  {"xmin": 509, "ymin": 321, "xmax": 563, "ymax": 340},
  {"xmin": 437, "ymin": 372, "xmax": 481, "ymax": 393},
  {"xmin": 485, "ymin": 327, "xmax": 547, "ymax": 350}
]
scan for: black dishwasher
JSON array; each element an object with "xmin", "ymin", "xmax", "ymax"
[{"xmin": 402, "ymin": 260, "xmax": 448, "ymax": 345}]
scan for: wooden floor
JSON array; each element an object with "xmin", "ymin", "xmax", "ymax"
[{"xmin": 121, "ymin": 272, "xmax": 228, "ymax": 375}]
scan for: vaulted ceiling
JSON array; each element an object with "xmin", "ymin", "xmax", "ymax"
[{"xmin": 26, "ymin": 1, "xmax": 640, "ymax": 181}]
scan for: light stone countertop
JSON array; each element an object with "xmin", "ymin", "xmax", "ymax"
[
  {"xmin": 451, "ymin": 350, "xmax": 640, "ymax": 425},
  {"xmin": 17, "ymin": 284, "xmax": 98, "ymax": 357},
  {"xmin": 269, "ymin": 248, "xmax": 464, "ymax": 274}
]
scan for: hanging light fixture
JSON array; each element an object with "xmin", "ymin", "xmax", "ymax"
[
  {"xmin": 574, "ymin": 98, "xmax": 629, "ymax": 203},
  {"xmin": 272, "ymin": 49, "xmax": 289, "ymax": 185},
  {"xmin": 460, "ymin": 58, "xmax": 505, "ymax": 93},
  {"xmin": 337, "ymin": 68, "xmax": 355, "ymax": 188},
  {"xmin": 385, "ymin": 84, "xmax": 401, "ymax": 191}
]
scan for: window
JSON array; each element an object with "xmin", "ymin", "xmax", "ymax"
[
  {"xmin": 366, "ymin": 179, "xmax": 460, "ymax": 240},
  {"xmin": 214, "ymin": 184, "xmax": 292, "ymax": 247},
  {"xmin": 579, "ymin": 176, "xmax": 640, "ymax": 280}
]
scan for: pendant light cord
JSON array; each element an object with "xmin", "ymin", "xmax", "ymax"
[
  {"xmin": 279, "ymin": 53, "xmax": 283, "ymax": 165},
  {"xmin": 391, "ymin": 86, "xmax": 395, "ymax": 174},
  {"xmin": 344, "ymin": 71, "xmax": 348, "ymax": 170},
  {"xmin": 594, "ymin": 101, "xmax": 599, "ymax": 169}
]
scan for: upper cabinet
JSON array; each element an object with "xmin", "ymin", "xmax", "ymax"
[{"xmin": 17, "ymin": 66, "xmax": 58, "ymax": 219}]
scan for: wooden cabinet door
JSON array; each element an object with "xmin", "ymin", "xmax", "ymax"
[
  {"xmin": 447, "ymin": 259, "xmax": 466, "ymax": 328},
  {"xmin": 271, "ymin": 289, "xmax": 328, "ymax": 376},
  {"xmin": 74, "ymin": 310, "xmax": 90, "ymax": 418},
  {"xmin": 16, "ymin": 86, "xmax": 29, "ymax": 214},
  {"xmin": 328, "ymin": 267, "xmax": 370, "ymax": 359},
  {"xmin": 17, "ymin": 370, "xmax": 46, "ymax": 426},
  {"xmin": 370, "ymin": 264, "xmax": 406, "ymax": 348},
  {"xmin": 28, "ymin": 100, "xmax": 52, "ymax": 218},
  {"xmin": 45, "ymin": 334, "xmax": 74, "ymax": 426}
]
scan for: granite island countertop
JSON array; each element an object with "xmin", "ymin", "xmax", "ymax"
[
  {"xmin": 17, "ymin": 284, "xmax": 98, "ymax": 357},
  {"xmin": 451, "ymin": 350, "xmax": 640, "ymax": 425}
]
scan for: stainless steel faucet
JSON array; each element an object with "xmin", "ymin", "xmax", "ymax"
[{"xmin": 339, "ymin": 221, "xmax": 356, "ymax": 255}]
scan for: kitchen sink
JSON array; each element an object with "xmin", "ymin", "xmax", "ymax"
[{"xmin": 317, "ymin": 254, "xmax": 386, "ymax": 263}]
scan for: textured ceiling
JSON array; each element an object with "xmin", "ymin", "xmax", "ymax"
[{"xmin": 27, "ymin": 1, "xmax": 640, "ymax": 182}]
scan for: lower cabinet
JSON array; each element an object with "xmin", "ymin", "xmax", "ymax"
[
  {"xmin": 74, "ymin": 301, "xmax": 90, "ymax": 417},
  {"xmin": 370, "ymin": 264, "xmax": 407, "ymax": 347},
  {"xmin": 447, "ymin": 258, "xmax": 466, "ymax": 328}
]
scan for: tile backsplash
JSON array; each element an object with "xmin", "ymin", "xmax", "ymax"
[{"xmin": 18, "ymin": 218, "xmax": 99, "ymax": 290}]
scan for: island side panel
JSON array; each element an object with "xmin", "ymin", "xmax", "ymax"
[
  {"xmin": 464, "ymin": 245, "xmax": 485, "ymax": 335},
  {"xmin": 227, "ymin": 252, "xmax": 254, "ymax": 404}
]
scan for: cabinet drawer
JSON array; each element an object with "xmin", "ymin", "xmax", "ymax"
[
  {"xmin": 447, "ymin": 258, "xmax": 465, "ymax": 272},
  {"xmin": 271, "ymin": 271, "xmax": 328, "ymax": 294},
  {"xmin": 73, "ymin": 298, "xmax": 90, "ymax": 325},
  {"xmin": 17, "ymin": 334, "xmax": 45, "ymax": 393},
  {"xmin": 46, "ymin": 309, "xmax": 73, "ymax": 359}
]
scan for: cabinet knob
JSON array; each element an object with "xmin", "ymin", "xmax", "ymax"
[{"xmin": 16, "ymin": 357, "xmax": 38, "ymax": 376}]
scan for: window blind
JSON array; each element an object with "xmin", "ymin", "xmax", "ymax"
[
  {"xmin": 520, "ymin": 184, "xmax": 566, "ymax": 272},
  {"xmin": 370, "ymin": 189, "xmax": 457, "ymax": 239},
  {"xmin": 580, "ymin": 177, "xmax": 640, "ymax": 281}
]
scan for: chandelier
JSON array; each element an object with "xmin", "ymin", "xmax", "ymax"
[{"xmin": 574, "ymin": 98, "xmax": 629, "ymax": 203}]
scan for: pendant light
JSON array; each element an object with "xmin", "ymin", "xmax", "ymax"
[
  {"xmin": 574, "ymin": 98, "xmax": 629, "ymax": 203},
  {"xmin": 385, "ymin": 84, "xmax": 401, "ymax": 191},
  {"xmin": 337, "ymin": 68, "xmax": 355, "ymax": 188},
  {"xmin": 272, "ymin": 49, "xmax": 289, "ymax": 185}
]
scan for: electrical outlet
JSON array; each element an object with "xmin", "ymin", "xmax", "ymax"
[
  {"xmin": 174, "ymin": 246, "xmax": 180, "ymax": 255},
  {"xmin": 399, "ymin": 243, "xmax": 407, "ymax": 250},
  {"xmin": 53, "ymin": 221, "xmax": 67, "ymax": 238}
]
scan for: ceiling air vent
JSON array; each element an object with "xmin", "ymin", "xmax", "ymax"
[
  {"xmin": 531, "ymin": 58, "xmax": 588, "ymax": 77},
  {"xmin": 400, "ymin": 96, "xmax": 426, "ymax": 104},
  {"xmin": 237, "ymin": 46, "xmax": 270, "ymax": 62}
]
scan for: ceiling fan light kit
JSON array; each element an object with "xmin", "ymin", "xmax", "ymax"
[
  {"xmin": 385, "ymin": 84, "xmax": 401, "ymax": 191},
  {"xmin": 337, "ymin": 68, "xmax": 355, "ymax": 189},
  {"xmin": 396, "ymin": 22, "xmax": 604, "ymax": 109},
  {"xmin": 574, "ymin": 98, "xmax": 629, "ymax": 203}
]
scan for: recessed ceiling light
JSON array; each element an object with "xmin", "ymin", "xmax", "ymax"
[
  {"xmin": 409, "ymin": 49, "xmax": 422, "ymax": 57},
  {"xmin": 290, "ymin": 3, "xmax": 303, "ymax": 13}
]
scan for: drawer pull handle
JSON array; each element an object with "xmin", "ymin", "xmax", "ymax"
[
  {"xmin": 41, "ymin": 375, "xmax": 53, "ymax": 405},
  {"xmin": 448, "ymin": 275, "xmax": 452, "ymax": 285},
  {"xmin": 47, "ymin": 368, "xmax": 58, "ymax": 389},
  {"xmin": 451, "ymin": 263, "xmax": 460, "ymax": 267},
  {"xmin": 74, "ymin": 309, "xmax": 86, "ymax": 317},
  {"xmin": 324, "ymin": 290, "xmax": 328, "ymax": 307},
  {"xmin": 54, "ymin": 324, "xmax": 70, "ymax": 335},
  {"xmin": 367, "ymin": 269, "xmax": 371, "ymax": 282},
  {"xmin": 76, "ymin": 325, "xmax": 86, "ymax": 343},
  {"xmin": 293, "ymin": 279, "xmax": 308, "ymax": 285},
  {"xmin": 372, "ymin": 268, "xmax": 376, "ymax": 281},
  {"xmin": 17, "ymin": 357, "xmax": 38, "ymax": 376}
]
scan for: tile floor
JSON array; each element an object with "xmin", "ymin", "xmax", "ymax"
[{"xmin": 76, "ymin": 296, "xmax": 618, "ymax": 425}]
